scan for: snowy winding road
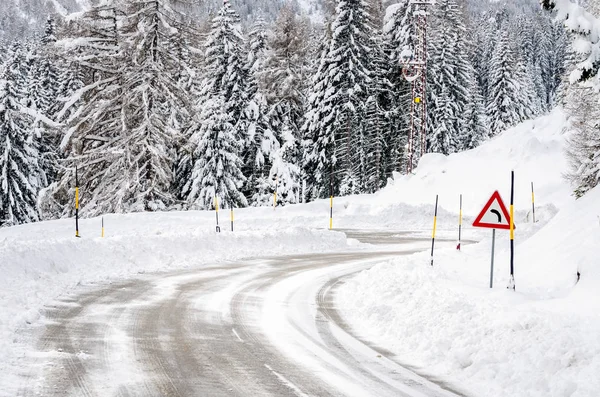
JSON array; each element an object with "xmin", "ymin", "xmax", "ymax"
[{"xmin": 17, "ymin": 232, "xmax": 461, "ymax": 397}]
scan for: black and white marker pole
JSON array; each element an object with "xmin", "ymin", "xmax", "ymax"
[
  {"xmin": 509, "ymin": 171, "xmax": 516, "ymax": 291},
  {"xmin": 457, "ymin": 194, "xmax": 462, "ymax": 250},
  {"xmin": 230, "ymin": 201, "xmax": 234, "ymax": 232},
  {"xmin": 75, "ymin": 167, "xmax": 80, "ymax": 238},
  {"xmin": 215, "ymin": 196, "xmax": 221, "ymax": 233},
  {"xmin": 431, "ymin": 195, "xmax": 439, "ymax": 267},
  {"xmin": 531, "ymin": 182, "xmax": 536, "ymax": 223}
]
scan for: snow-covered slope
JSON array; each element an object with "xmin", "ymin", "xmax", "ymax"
[{"xmin": 337, "ymin": 109, "xmax": 600, "ymax": 397}]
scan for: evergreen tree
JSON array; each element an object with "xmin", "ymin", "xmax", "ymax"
[
  {"xmin": 382, "ymin": 0, "xmax": 412, "ymax": 176},
  {"xmin": 303, "ymin": 0, "xmax": 376, "ymax": 197},
  {"xmin": 200, "ymin": 1, "xmax": 248, "ymax": 141},
  {"xmin": 183, "ymin": 96, "xmax": 247, "ymax": 209},
  {"xmin": 427, "ymin": 0, "xmax": 485, "ymax": 153},
  {"xmin": 45, "ymin": 0, "xmax": 193, "ymax": 216},
  {"xmin": 565, "ymin": 87, "xmax": 600, "ymax": 197},
  {"xmin": 486, "ymin": 29, "xmax": 529, "ymax": 135},
  {"xmin": 258, "ymin": 6, "xmax": 309, "ymax": 204},
  {"xmin": 0, "ymin": 45, "xmax": 43, "ymax": 226}
]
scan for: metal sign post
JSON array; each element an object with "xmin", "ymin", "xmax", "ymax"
[{"xmin": 490, "ymin": 229, "xmax": 496, "ymax": 288}]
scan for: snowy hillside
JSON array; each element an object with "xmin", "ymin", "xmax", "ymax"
[{"xmin": 337, "ymin": 109, "xmax": 600, "ymax": 397}]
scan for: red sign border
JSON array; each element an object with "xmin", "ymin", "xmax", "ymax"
[{"xmin": 472, "ymin": 191, "xmax": 515, "ymax": 230}]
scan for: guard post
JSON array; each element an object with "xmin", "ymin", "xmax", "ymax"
[
  {"xmin": 430, "ymin": 195, "xmax": 438, "ymax": 266},
  {"xmin": 75, "ymin": 167, "xmax": 80, "ymax": 238},
  {"xmin": 230, "ymin": 202, "xmax": 234, "ymax": 232},
  {"xmin": 215, "ymin": 196, "xmax": 221, "ymax": 233},
  {"xmin": 457, "ymin": 194, "xmax": 462, "ymax": 250},
  {"xmin": 531, "ymin": 182, "xmax": 536, "ymax": 223}
]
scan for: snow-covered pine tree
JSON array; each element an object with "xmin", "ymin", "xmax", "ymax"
[
  {"xmin": 115, "ymin": 0, "xmax": 192, "ymax": 211},
  {"xmin": 43, "ymin": 0, "xmax": 126, "ymax": 218},
  {"xmin": 462, "ymin": 80, "xmax": 488, "ymax": 150},
  {"xmin": 185, "ymin": 0, "xmax": 249, "ymax": 208},
  {"xmin": 564, "ymin": 86, "xmax": 600, "ymax": 197},
  {"xmin": 242, "ymin": 17, "xmax": 273, "ymax": 205},
  {"xmin": 382, "ymin": 0, "xmax": 412, "ymax": 176},
  {"xmin": 427, "ymin": 0, "xmax": 484, "ymax": 154},
  {"xmin": 544, "ymin": 0, "xmax": 600, "ymax": 197},
  {"xmin": 257, "ymin": 6, "xmax": 309, "ymax": 204},
  {"xmin": 303, "ymin": 0, "xmax": 376, "ymax": 197},
  {"xmin": 200, "ymin": 0, "xmax": 248, "ymax": 142},
  {"xmin": 0, "ymin": 45, "xmax": 43, "ymax": 226},
  {"xmin": 486, "ymin": 28, "xmax": 529, "ymax": 135},
  {"xmin": 183, "ymin": 95, "xmax": 247, "ymax": 209},
  {"xmin": 45, "ymin": 0, "xmax": 193, "ymax": 216},
  {"xmin": 29, "ymin": 20, "xmax": 61, "ymax": 184}
]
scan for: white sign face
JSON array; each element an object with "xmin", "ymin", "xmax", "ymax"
[{"xmin": 473, "ymin": 191, "xmax": 513, "ymax": 230}]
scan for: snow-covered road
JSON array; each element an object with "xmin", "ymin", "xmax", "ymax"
[{"xmin": 15, "ymin": 232, "xmax": 462, "ymax": 397}]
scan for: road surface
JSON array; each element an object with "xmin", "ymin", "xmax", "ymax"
[{"xmin": 17, "ymin": 231, "xmax": 463, "ymax": 397}]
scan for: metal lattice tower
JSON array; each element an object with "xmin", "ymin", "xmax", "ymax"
[{"xmin": 403, "ymin": 1, "xmax": 433, "ymax": 174}]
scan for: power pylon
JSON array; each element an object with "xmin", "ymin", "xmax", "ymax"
[{"xmin": 403, "ymin": 1, "xmax": 434, "ymax": 174}]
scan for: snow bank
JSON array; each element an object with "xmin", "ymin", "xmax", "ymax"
[
  {"xmin": 337, "ymin": 110, "xmax": 600, "ymax": 397},
  {"xmin": 377, "ymin": 108, "xmax": 571, "ymax": 217}
]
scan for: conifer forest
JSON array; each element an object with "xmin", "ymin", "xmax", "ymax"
[{"xmin": 0, "ymin": 0, "xmax": 577, "ymax": 226}]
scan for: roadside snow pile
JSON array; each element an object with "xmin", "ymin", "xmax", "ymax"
[
  {"xmin": 337, "ymin": 112, "xmax": 600, "ymax": 397},
  {"xmin": 378, "ymin": 108, "xmax": 570, "ymax": 218},
  {"xmin": 0, "ymin": 215, "xmax": 349, "ymax": 372}
]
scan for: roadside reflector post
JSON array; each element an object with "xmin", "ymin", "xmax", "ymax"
[
  {"xmin": 509, "ymin": 171, "xmax": 516, "ymax": 291},
  {"xmin": 431, "ymin": 195, "xmax": 439, "ymax": 266},
  {"xmin": 101, "ymin": 217, "xmax": 105, "ymax": 238},
  {"xmin": 75, "ymin": 167, "xmax": 80, "ymax": 238},
  {"xmin": 329, "ymin": 195, "xmax": 333, "ymax": 230},
  {"xmin": 274, "ymin": 176, "xmax": 278, "ymax": 210},
  {"xmin": 230, "ymin": 202, "xmax": 234, "ymax": 232},
  {"xmin": 457, "ymin": 194, "xmax": 462, "ymax": 250},
  {"xmin": 531, "ymin": 182, "xmax": 536, "ymax": 223},
  {"xmin": 490, "ymin": 229, "xmax": 496, "ymax": 288},
  {"xmin": 215, "ymin": 196, "xmax": 221, "ymax": 233},
  {"xmin": 329, "ymin": 173, "xmax": 333, "ymax": 230}
]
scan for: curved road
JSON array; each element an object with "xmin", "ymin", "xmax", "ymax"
[{"xmin": 18, "ymin": 232, "xmax": 462, "ymax": 397}]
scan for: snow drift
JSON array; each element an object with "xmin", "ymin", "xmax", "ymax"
[{"xmin": 337, "ymin": 109, "xmax": 600, "ymax": 397}]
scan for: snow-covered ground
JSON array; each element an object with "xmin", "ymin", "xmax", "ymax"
[
  {"xmin": 337, "ymin": 109, "xmax": 600, "ymax": 397},
  {"xmin": 1, "ymin": 108, "xmax": 598, "ymax": 396}
]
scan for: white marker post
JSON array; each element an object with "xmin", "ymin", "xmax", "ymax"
[{"xmin": 472, "ymin": 191, "xmax": 515, "ymax": 288}]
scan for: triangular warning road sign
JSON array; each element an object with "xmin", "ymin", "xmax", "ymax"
[{"xmin": 472, "ymin": 191, "xmax": 515, "ymax": 230}]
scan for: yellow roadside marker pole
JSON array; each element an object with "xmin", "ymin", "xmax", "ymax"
[
  {"xmin": 509, "ymin": 171, "xmax": 515, "ymax": 290},
  {"xmin": 431, "ymin": 195, "xmax": 439, "ymax": 266},
  {"xmin": 75, "ymin": 167, "xmax": 80, "ymax": 238},
  {"xmin": 457, "ymin": 194, "xmax": 462, "ymax": 250},
  {"xmin": 215, "ymin": 196, "xmax": 221, "ymax": 233}
]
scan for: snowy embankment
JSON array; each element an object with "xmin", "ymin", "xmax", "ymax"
[{"xmin": 338, "ymin": 109, "xmax": 600, "ymax": 397}]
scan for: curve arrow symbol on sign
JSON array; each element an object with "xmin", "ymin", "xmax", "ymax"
[{"xmin": 490, "ymin": 209, "xmax": 502, "ymax": 223}]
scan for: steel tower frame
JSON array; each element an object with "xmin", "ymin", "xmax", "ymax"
[{"xmin": 402, "ymin": 1, "xmax": 434, "ymax": 174}]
